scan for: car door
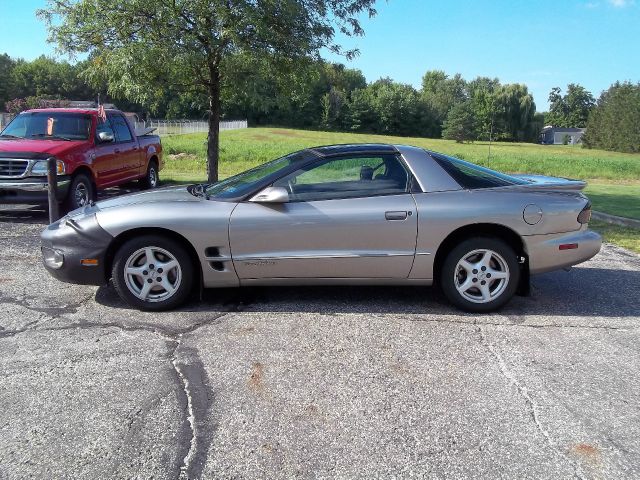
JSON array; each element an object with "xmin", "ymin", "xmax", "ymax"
[
  {"xmin": 108, "ymin": 113, "xmax": 141, "ymax": 183},
  {"xmin": 229, "ymin": 154, "xmax": 418, "ymax": 279}
]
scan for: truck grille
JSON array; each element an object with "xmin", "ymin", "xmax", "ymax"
[{"xmin": 0, "ymin": 159, "xmax": 29, "ymax": 178}]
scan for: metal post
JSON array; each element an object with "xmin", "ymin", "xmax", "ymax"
[
  {"xmin": 488, "ymin": 112, "xmax": 494, "ymax": 161},
  {"xmin": 47, "ymin": 158, "xmax": 59, "ymax": 223}
]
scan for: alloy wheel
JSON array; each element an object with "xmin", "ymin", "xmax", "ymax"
[
  {"xmin": 123, "ymin": 246, "xmax": 182, "ymax": 302},
  {"xmin": 74, "ymin": 183, "xmax": 90, "ymax": 207},
  {"xmin": 148, "ymin": 166, "xmax": 158, "ymax": 188},
  {"xmin": 454, "ymin": 248, "xmax": 510, "ymax": 304}
]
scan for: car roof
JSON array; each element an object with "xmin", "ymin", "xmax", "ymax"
[
  {"xmin": 308, "ymin": 144, "xmax": 399, "ymax": 157},
  {"xmin": 23, "ymin": 108, "xmax": 121, "ymax": 115}
]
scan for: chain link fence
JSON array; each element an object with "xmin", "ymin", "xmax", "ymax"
[{"xmin": 133, "ymin": 119, "xmax": 247, "ymax": 136}]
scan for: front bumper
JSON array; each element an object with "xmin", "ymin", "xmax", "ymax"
[
  {"xmin": 0, "ymin": 176, "xmax": 71, "ymax": 204},
  {"xmin": 525, "ymin": 228, "xmax": 603, "ymax": 275},
  {"xmin": 41, "ymin": 212, "xmax": 113, "ymax": 286}
]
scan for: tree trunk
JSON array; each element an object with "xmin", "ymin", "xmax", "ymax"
[{"xmin": 206, "ymin": 67, "xmax": 221, "ymax": 183}]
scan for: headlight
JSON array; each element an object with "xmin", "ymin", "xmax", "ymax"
[
  {"xmin": 42, "ymin": 246, "xmax": 64, "ymax": 269},
  {"xmin": 31, "ymin": 158, "xmax": 65, "ymax": 176}
]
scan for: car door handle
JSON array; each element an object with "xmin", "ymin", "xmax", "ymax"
[
  {"xmin": 385, "ymin": 211, "xmax": 408, "ymax": 221},
  {"xmin": 114, "ymin": 148, "xmax": 120, "ymax": 153}
]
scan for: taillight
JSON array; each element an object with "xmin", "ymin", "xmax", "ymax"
[{"xmin": 577, "ymin": 202, "xmax": 592, "ymax": 224}]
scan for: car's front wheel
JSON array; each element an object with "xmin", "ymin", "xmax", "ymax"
[
  {"xmin": 440, "ymin": 237, "xmax": 520, "ymax": 313},
  {"xmin": 112, "ymin": 235, "xmax": 194, "ymax": 310}
]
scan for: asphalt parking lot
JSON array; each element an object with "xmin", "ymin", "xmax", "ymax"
[{"xmin": 1, "ymin": 202, "xmax": 639, "ymax": 480}]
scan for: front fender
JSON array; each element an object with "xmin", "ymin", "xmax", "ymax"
[{"xmin": 95, "ymin": 199, "xmax": 239, "ymax": 288}]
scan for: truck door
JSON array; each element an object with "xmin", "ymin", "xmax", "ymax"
[
  {"xmin": 108, "ymin": 113, "xmax": 142, "ymax": 182},
  {"xmin": 93, "ymin": 116, "xmax": 119, "ymax": 187}
]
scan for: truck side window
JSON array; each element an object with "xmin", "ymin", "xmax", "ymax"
[
  {"xmin": 96, "ymin": 117, "xmax": 115, "ymax": 143},
  {"xmin": 109, "ymin": 114, "xmax": 133, "ymax": 143}
]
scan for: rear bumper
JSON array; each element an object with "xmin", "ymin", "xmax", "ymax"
[
  {"xmin": 0, "ymin": 176, "xmax": 70, "ymax": 204},
  {"xmin": 525, "ymin": 228, "xmax": 602, "ymax": 275}
]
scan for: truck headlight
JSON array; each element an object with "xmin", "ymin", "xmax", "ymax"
[
  {"xmin": 31, "ymin": 158, "xmax": 65, "ymax": 176},
  {"xmin": 42, "ymin": 246, "xmax": 64, "ymax": 269}
]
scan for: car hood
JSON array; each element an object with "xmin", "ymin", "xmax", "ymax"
[
  {"xmin": 95, "ymin": 185, "xmax": 202, "ymax": 210},
  {"xmin": 0, "ymin": 138, "xmax": 86, "ymax": 157}
]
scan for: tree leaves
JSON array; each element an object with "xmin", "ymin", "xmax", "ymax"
[{"xmin": 583, "ymin": 82, "xmax": 640, "ymax": 153}]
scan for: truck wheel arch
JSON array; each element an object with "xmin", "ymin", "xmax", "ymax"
[{"xmin": 66, "ymin": 166, "xmax": 96, "ymax": 196}]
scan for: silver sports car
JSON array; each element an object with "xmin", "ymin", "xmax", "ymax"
[{"xmin": 41, "ymin": 144, "xmax": 602, "ymax": 312}]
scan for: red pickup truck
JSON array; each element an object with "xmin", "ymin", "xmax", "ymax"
[{"xmin": 0, "ymin": 107, "xmax": 163, "ymax": 210}]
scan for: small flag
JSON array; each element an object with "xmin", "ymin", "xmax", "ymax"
[{"xmin": 97, "ymin": 104, "xmax": 106, "ymax": 123}]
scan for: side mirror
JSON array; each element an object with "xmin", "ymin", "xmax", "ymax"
[
  {"xmin": 98, "ymin": 131, "xmax": 114, "ymax": 143},
  {"xmin": 249, "ymin": 186, "xmax": 289, "ymax": 203}
]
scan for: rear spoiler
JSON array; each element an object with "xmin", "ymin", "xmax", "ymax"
[
  {"xmin": 135, "ymin": 126, "xmax": 157, "ymax": 137},
  {"xmin": 511, "ymin": 174, "xmax": 587, "ymax": 192}
]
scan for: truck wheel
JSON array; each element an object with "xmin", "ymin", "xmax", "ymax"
[
  {"xmin": 64, "ymin": 173, "xmax": 94, "ymax": 212},
  {"xmin": 140, "ymin": 160, "xmax": 159, "ymax": 189},
  {"xmin": 112, "ymin": 235, "xmax": 194, "ymax": 311},
  {"xmin": 440, "ymin": 237, "xmax": 520, "ymax": 313}
]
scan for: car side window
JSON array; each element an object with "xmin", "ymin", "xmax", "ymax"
[
  {"xmin": 109, "ymin": 114, "xmax": 133, "ymax": 143},
  {"xmin": 273, "ymin": 154, "xmax": 410, "ymax": 202},
  {"xmin": 95, "ymin": 117, "xmax": 115, "ymax": 143}
]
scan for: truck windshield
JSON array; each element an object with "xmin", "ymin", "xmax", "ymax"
[{"xmin": 1, "ymin": 112, "xmax": 92, "ymax": 141}]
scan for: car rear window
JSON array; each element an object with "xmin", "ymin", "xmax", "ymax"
[{"xmin": 429, "ymin": 152, "xmax": 531, "ymax": 189}]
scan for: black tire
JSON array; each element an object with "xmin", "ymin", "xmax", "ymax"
[
  {"xmin": 64, "ymin": 173, "xmax": 95, "ymax": 212},
  {"xmin": 112, "ymin": 235, "xmax": 194, "ymax": 311},
  {"xmin": 139, "ymin": 160, "xmax": 159, "ymax": 189},
  {"xmin": 440, "ymin": 237, "xmax": 520, "ymax": 313}
]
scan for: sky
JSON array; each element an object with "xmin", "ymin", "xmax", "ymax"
[{"xmin": 1, "ymin": 0, "xmax": 639, "ymax": 110}]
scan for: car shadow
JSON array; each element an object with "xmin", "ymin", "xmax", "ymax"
[
  {"xmin": 94, "ymin": 265, "xmax": 640, "ymax": 319},
  {"xmin": 0, "ymin": 205, "xmax": 49, "ymax": 224}
]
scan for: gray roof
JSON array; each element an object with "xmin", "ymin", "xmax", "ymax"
[{"xmin": 541, "ymin": 127, "xmax": 585, "ymax": 133}]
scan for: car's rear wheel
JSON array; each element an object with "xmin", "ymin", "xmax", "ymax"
[
  {"xmin": 440, "ymin": 237, "xmax": 520, "ymax": 312},
  {"xmin": 112, "ymin": 235, "xmax": 193, "ymax": 311},
  {"xmin": 64, "ymin": 173, "xmax": 94, "ymax": 212},
  {"xmin": 140, "ymin": 160, "xmax": 159, "ymax": 189}
]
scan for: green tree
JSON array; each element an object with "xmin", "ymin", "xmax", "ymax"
[
  {"xmin": 11, "ymin": 55, "xmax": 94, "ymax": 100},
  {"xmin": 345, "ymin": 79, "xmax": 430, "ymax": 136},
  {"xmin": 583, "ymin": 81, "xmax": 640, "ymax": 153},
  {"xmin": 0, "ymin": 54, "xmax": 18, "ymax": 107},
  {"xmin": 40, "ymin": 0, "xmax": 380, "ymax": 182},
  {"xmin": 495, "ymin": 83, "xmax": 536, "ymax": 141},
  {"xmin": 347, "ymin": 87, "xmax": 377, "ymax": 132},
  {"xmin": 442, "ymin": 101, "xmax": 476, "ymax": 143},
  {"xmin": 421, "ymin": 70, "xmax": 467, "ymax": 136},
  {"xmin": 545, "ymin": 84, "xmax": 595, "ymax": 128},
  {"xmin": 467, "ymin": 76, "xmax": 501, "ymax": 141}
]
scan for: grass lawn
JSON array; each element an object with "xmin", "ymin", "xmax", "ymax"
[
  {"xmin": 161, "ymin": 127, "xmax": 640, "ymax": 184},
  {"xmin": 584, "ymin": 184, "xmax": 640, "ymax": 220},
  {"xmin": 160, "ymin": 128, "xmax": 639, "ymax": 252},
  {"xmin": 590, "ymin": 221, "xmax": 640, "ymax": 254}
]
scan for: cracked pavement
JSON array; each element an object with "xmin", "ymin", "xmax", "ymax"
[{"xmin": 1, "ymin": 204, "xmax": 639, "ymax": 479}]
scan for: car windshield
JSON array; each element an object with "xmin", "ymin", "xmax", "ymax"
[
  {"xmin": 204, "ymin": 149, "xmax": 318, "ymax": 199},
  {"xmin": 1, "ymin": 112, "xmax": 92, "ymax": 141}
]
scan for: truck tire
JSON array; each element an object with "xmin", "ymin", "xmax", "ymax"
[
  {"xmin": 64, "ymin": 173, "xmax": 94, "ymax": 212},
  {"xmin": 140, "ymin": 160, "xmax": 159, "ymax": 189}
]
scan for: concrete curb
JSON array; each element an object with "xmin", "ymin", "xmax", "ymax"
[{"xmin": 592, "ymin": 211, "xmax": 640, "ymax": 229}]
